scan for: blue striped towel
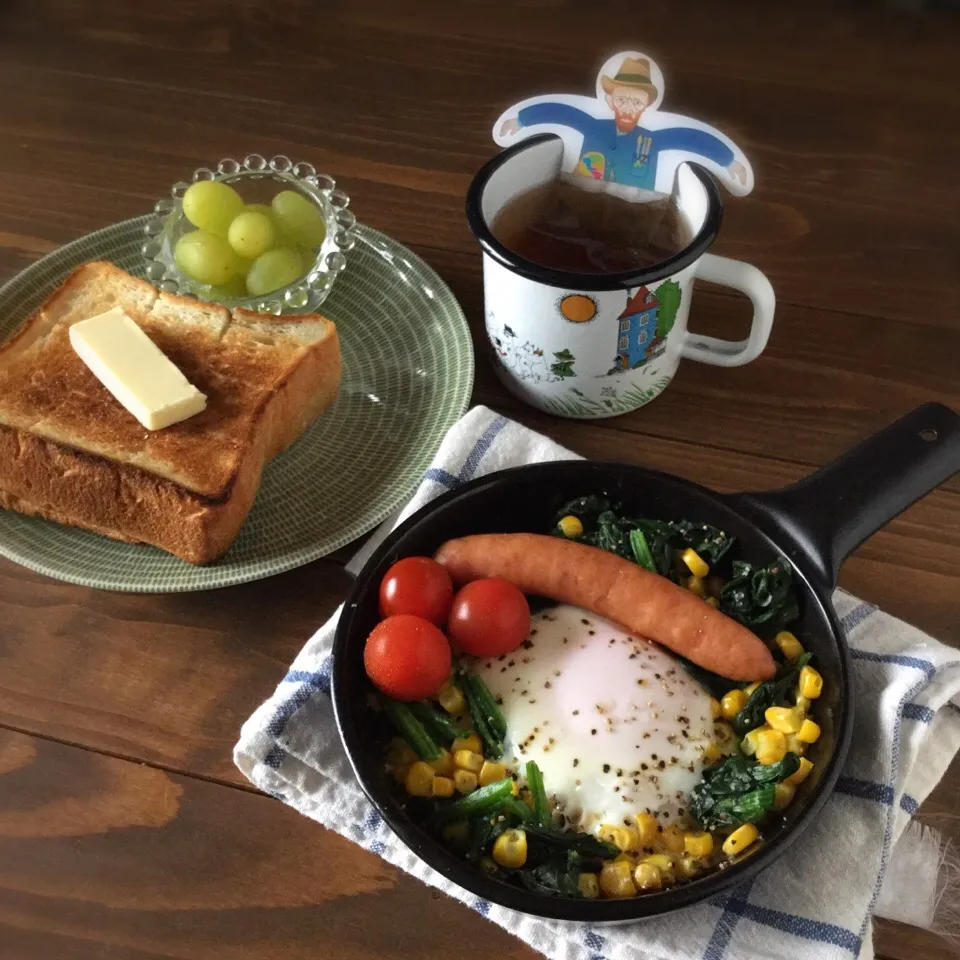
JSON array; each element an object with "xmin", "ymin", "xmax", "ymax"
[{"xmin": 235, "ymin": 406, "xmax": 960, "ymax": 960}]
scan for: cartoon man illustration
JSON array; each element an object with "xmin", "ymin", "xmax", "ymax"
[{"xmin": 497, "ymin": 53, "xmax": 750, "ymax": 195}]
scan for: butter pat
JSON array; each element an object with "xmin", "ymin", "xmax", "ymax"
[{"xmin": 69, "ymin": 306, "xmax": 207, "ymax": 431}]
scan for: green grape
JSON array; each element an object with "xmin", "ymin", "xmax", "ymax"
[
  {"xmin": 227, "ymin": 211, "xmax": 276, "ymax": 259},
  {"xmin": 174, "ymin": 230, "xmax": 238, "ymax": 286},
  {"xmin": 208, "ymin": 273, "xmax": 250, "ymax": 300},
  {"xmin": 243, "ymin": 202, "xmax": 277, "ymax": 221},
  {"xmin": 182, "ymin": 180, "xmax": 244, "ymax": 237},
  {"xmin": 246, "ymin": 247, "xmax": 304, "ymax": 296},
  {"xmin": 271, "ymin": 190, "xmax": 327, "ymax": 249}
]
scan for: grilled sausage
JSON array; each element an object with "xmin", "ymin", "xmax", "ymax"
[{"xmin": 434, "ymin": 533, "xmax": 775, "ymax": 681}]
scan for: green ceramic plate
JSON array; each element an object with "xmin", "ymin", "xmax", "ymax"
[{"xmin": 0, "ymin": 218, "xmax": 473, "ymax": 592}]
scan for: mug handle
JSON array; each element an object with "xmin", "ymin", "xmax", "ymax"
[{"xmin": 680, "ymin": 253, "xmax": 775, "ymax": 368}]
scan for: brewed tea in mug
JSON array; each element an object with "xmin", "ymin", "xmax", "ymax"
[{"xmin": 490, "ymin": 176, "xmax": 693, "ymax": 275}]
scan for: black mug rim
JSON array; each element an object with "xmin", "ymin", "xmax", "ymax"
[{"xmin": 465, "ymin": 133, "xmax": 724, "ymax": 291}]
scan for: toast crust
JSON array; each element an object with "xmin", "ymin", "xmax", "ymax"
[{"xmin": 0, "ymin": 262, "xmax": 341, "ymax": 563}]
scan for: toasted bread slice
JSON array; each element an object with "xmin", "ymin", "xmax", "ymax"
[{"xmin": 0, "ymin": 262, "xmax": 340, "ymax": 564}]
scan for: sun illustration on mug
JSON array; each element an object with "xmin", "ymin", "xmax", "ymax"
[{"xmin": 559, "ymin": 293, "xmax": 598, "ymax": 323}]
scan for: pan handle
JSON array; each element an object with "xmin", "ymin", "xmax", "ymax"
[{"xmin": 733, "ymin": 403, "xmax": 960, "ymax": 590}]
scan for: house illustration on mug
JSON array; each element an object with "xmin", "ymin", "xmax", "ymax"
[{"xmin": 613, "ymin": 285, "xmax": 667, "ymax": 370}]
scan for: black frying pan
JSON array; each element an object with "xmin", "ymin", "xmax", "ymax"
[{"xmin": 332, "ymin": 403, "xmax": 960, "ymax": 921}]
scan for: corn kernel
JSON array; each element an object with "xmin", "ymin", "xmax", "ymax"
[
  {"xmin": 642, "ymin": 853, "xmax": 675, "ymax": 884},
  {"xmin": 478, "ymin": 856, "xmax": 498, "ymax": 875},
  {"xmin": 756, "ymin": 729, "xmax": 788, "ymax": 765},
  {"xmin": 796, "ymin": 694, "xmax": 812, "ymax": 712},
  {"xmin": 453, "ymin": 770, "xmax": 478, "ymax": 794},
  {"xmin": 744, "ymin": 682, "xmax": 761, "ymax": 696},
  {"xmin": 714, "ymin": 721, "xmax": 736, "ymax": 748},
  {"xmin": 430, "ymin": 748, "xmax": 454, "ymax": 776},
  {"xmin": 386, "ymin": 740, "xmax": 418, "ymax": 768},
  {"xmin": 599, "ymin": 860, "xmax": 636, "ymax": 898},
  {"xmin": 578, "ymin": 873, "xmax": 600, "ymax": 898},
  {"xmin": 437, "ymin": 683, "xmax": 466, "ymax": 715},
  {"xmin": 511, "ymin": 779, "xmax": 520, "ymax": 796},
  {"xmin": 453, "ymin": 749, "xmax": 484, "ymax": 773},
  {"xmin": 676, "ymin": 855, "xmax": 700, "ymax": 879},
  {"xmin": 558, "ymin": 515, "xmax": 584, "ymax": 539},
  {"xmin": 686, "ymin": 575, "xmax": 707, "ymax": 598},
  {"xmin": 785, "ymin": 733, "xmax": 807, "ymax": 757},
  {"xmin": 681, "ymin": 548, "xmax": 710, "ymax": 578},
  {"xmin": 684, "ymin": 831, "xmax": 714, "ymax": 858},
  {"xmin": 404, "ymin": 761, "xmax": 435, "ymax": 797},
  {"xmin": 478, "ymin": 760, "xmax": 507, "ymax": 786},
  {"xmin": 705, "ymin": 596, "xmax": 720, "ymax": 608},
  {"xmin": 598, "ymin": 824, "xmax": 638, "ymax": 853},
  {"xmin": 451, "ymin": 733, "xmax": 482, "ymax": 755},
  {"xmin": 709, "ymin": 697, "xmax": 722, "ymax": 719},
  {"xmin": 492, "ymin": 828, "xmax": 527, "ymax": 868},
  {"xmin": 633, "ymin": 862, "xmax": 662, "ymax": 891},
  {"xmin": 784, "ymin": 757, "xmax": 814, "ymax": 787},
  {"xmin": 722, "ymin": 823, "xmax": 759, "ymax": 857},
  {"xmin": 799, "ymin": 666, "xmax": 823, "ymax": 699},
  {"xmin": 765, "ymin": 705, "xmax": 804, "ymax": 734},
  {"xmin": 635, "ymin": 812, "xmax": 658, "ymax": 846},
  {"xmin": 703, "ymin": 742, "xmax": 724, "ymax": 763},
  {"xmin": 741, "ymin": 727, "xmax": 764, "ymax": 756},
  {"xmin": 432, "ymin": 775, "xmax": 455, "ymax": 798},
  {"xmin": 775, "ymin": 631, "xmax": 805, "ymax": 663},
  {"xmin": 721, "ymin": 689, "xmax": 748, "ymax": 720},
  {"xmin": 391, "ymin": 763, "xmax": 411, "ymax": 783},
  {"xmin": 660, "ymin": 824, "xmax": 686, "ymax": 854},
  {"xmin": 797, "ymin": 719, "xmax": 821, "ymax": 744},
  {"xmin": 774, "ymin": 782, "xmax": 796, "ymax": 810},
  {"xmin": 441, "ymin": 821, "xmax": 470, "ymax": 848}
]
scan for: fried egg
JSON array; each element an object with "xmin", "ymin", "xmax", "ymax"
[{"xmin": 475, "ymin": 604, "xmax": 715, "ymax": 830}]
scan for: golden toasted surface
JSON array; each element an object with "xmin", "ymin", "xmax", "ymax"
[{"xmin": 0, "ymin": 262, "xmax": 337, "ymax": 499}]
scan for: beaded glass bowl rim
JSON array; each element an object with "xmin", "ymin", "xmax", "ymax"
[{"xmin": 141, "ymin": 154, "xmax": 359, "ymax": 315}]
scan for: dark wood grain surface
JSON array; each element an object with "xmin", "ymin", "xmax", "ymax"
[{"xmin": 0, "ymin": 2, "xmax": 958, "ymax": 958}]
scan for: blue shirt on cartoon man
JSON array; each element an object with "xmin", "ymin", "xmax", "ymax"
[{"xmin": 500, "ymin": 55, "xmax": 747, "ymax": 192}]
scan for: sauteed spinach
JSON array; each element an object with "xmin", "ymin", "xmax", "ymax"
[
  {"xmin": 689, "ymin": 753, "xmax": 801, "ymax": 830},
  {"xmin": 553, "ymin": 496, "xmax": 800, "ymax": 633}
]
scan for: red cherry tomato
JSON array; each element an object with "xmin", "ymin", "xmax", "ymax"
[
  {"xmin": 447, "ymin": 578, "xmax": 531, "ymax": 658},
  {"xmin": 363, "ymin": 614, "xmax": 452, "ymax": 701},
  {"xmin": 379, "ymin": 556, "xmax": 454, "ymax": 626}
]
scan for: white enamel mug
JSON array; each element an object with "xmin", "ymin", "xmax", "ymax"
[{"xmin": 466, "ymin": 134, "xmax": 775, "ymax": 418}]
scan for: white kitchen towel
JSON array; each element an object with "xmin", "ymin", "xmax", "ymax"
[{"xmin": 235, "ymin": 406, "xmax": 960, "ymax": 960}]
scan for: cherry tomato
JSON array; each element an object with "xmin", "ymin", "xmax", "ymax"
[
  {"xmin": 379, "ymin": 556, "xmax": 454, "ymax": 626},
  {"xmin": 447, "ymin": 578, "xmax": 531, "ymax": 658},
  {"xmin": 364, "ymin": 614, "xmax": 452, "ymax": 701}
]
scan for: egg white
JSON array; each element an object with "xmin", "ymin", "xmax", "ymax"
[{"xmin": 474, "ymin": 604, "xmax": 715, "ymax": 830}]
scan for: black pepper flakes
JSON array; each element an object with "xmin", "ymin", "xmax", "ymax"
[
  {"xmin": 573, "ymin": 709, "xmax": 580, "ymax": 716},
  {"xmin": 588, "ymin": 630, "xmax": 596, "ymax": 636},
  {"xmin": 544, "ymin": 681, "xmax": 552, "ymax": 689},
  {"xmin": 591, "ymin": 729, "xmax": 597, "ymax": 736},
  {"xmin": 573, "ymin": 758, "xmax": 579, "ymax": 767}
]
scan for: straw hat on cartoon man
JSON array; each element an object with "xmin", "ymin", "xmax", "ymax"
[{"xmin": 600, "ymin": 56, "xmax": 660, "ymax": 134}]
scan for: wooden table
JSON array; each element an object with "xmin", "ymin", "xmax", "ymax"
[{"xmin": 0, "ymin": 2, "xmax": 958, "ymax": 958}]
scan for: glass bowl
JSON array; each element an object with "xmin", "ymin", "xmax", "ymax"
[{"xmin": 141, "ymin": 154, "xmax": 358, "ymax": 315}]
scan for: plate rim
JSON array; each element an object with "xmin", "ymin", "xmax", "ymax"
[{"xmin": 0, "ymin": 217, "xmax": 474, "ymax": 593}]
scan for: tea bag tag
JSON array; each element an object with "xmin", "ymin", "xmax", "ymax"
[{"xmin": 494, "ymin": 50, "xmax": 754, "ymax": 197}]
